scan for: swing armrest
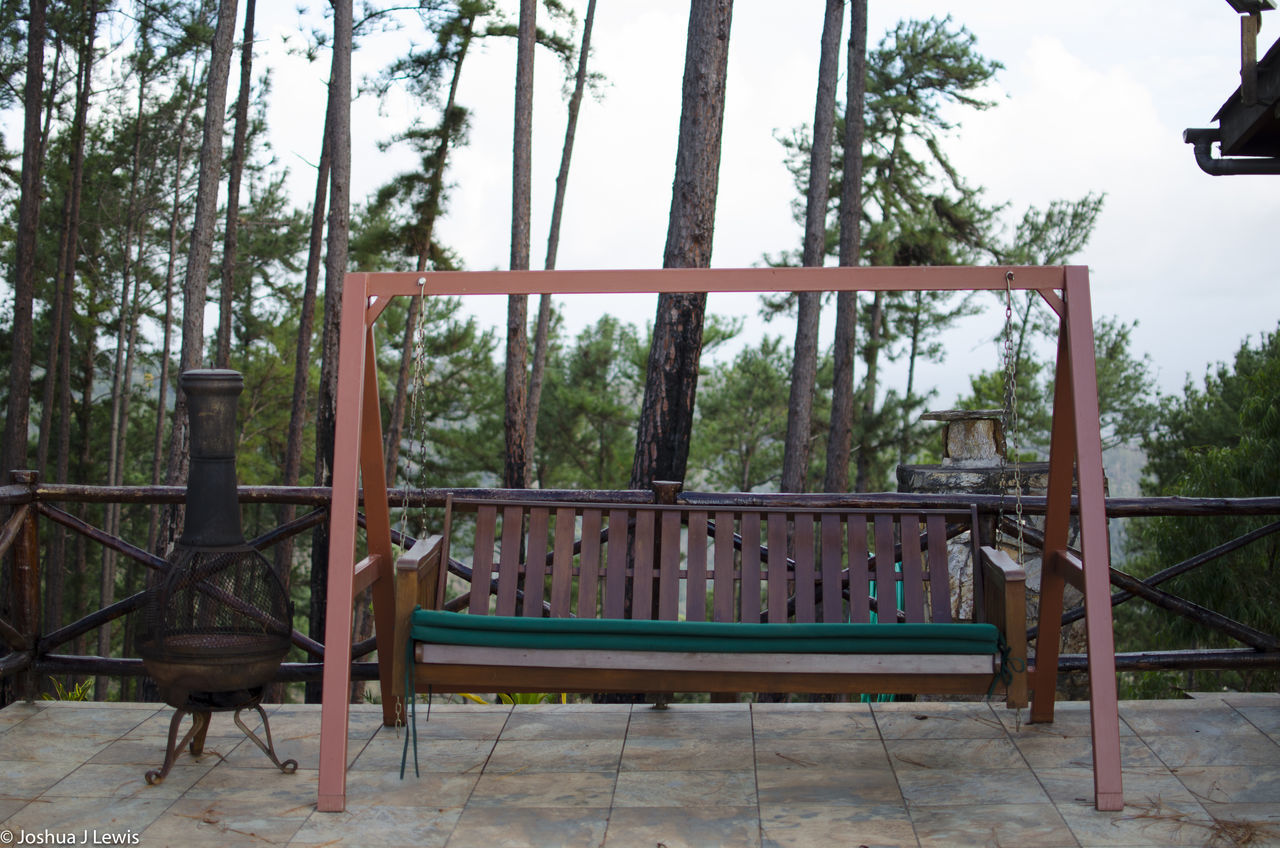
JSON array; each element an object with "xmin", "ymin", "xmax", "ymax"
[
  {"xmin": 392, "ymin": 535, "xmax": 444, "ymax": 701},
  {"xmin": 979, "ymin": 545, "xmax": 1028, "ymax": 708}
]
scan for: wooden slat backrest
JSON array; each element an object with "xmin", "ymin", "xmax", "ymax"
[
  {"xmin": 604, "ymin": 508, "xmax": 628, "ymax": 618},
  {"xmin": 495, "ymin": 505, "xmax": 522, "ymax": 616},
  {"xmin": 468, "ymin": 505, "xmax": 497, "ymax": 615},
  {"xmin": 523, "ymin": 507, "xmax": 550, "ymax": 616},
  {"xmin": 819, "ymin": 514, "xmax": 842, "ymax": 623},
  {"xmin": 848, "ymin": 515, "xmax": 871, "ymax": 623},
  {"xmin": 926, "ymin": 513, "xmax": 950, "ymax": 623},
  {"xmin": 739, "ymin": 512, "xmax": 762, "ymax": 622},
  {"xmin": 766, "ymin": 513, "xmax": 788, "ymax": 624},
  {"xmin": 900, "ymin": 514, "xmax": 926, "ymax": 623},
  {"xmin": 873, "ymin": 514, "xmax": 898, "ymax": 621},
  {"xmin": 632, "ymin": 510, "xmax": 655, "ymax": 620},
  {"xmin": 712, "ymin": 512, "xmax": 735, "ymax": 623},
  {"xmin": 793, "ymin": 513, "xmax": 817, "ymax": 623},
  {"xmin": 658, "ymin": 510, "xmax": 682, "ymax": 621},
  {"xmin": 685, "ymin": 510, "xmax": 709, "ymax": 622},
  {"xmin": 575, "ymin": 508, "xmax": 602, "ymax": 618},
  {"xmin": 549, "ymin": 507, "xmax": 575, "ymax": 617},
  {"xmin": 441, "ymin": 498, "xmax": 973, "ymax": 627}
]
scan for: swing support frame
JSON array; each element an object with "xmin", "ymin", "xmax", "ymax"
[{"xmin": 314, "ymin": 265, "xmax": 1123, "ymax": 813}]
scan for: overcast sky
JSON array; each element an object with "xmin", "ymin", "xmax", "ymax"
[{"xmin": 259, "ymin": 1, "xmax": 1278, "ymax": 403}]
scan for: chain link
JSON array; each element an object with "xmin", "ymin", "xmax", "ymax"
[{"xmin": 1001, "ymin": 271, "xmax": 1025, "ymax": 564}]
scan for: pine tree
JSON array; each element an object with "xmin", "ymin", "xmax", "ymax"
[{"xmin": 632, "ymin": 0, "xmax": 734, "ymax": 489}]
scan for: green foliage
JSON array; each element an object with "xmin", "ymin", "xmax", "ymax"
[
  {"xmin": 1142, "ymin": 326, "xmax": 1280, "ymax": 495},
  {"xmin": 771, "ymin": 16, "xmax": 1105, "ymax": 491},
  {"xmin": 388, "ymin": 294, "xmax": 505, "ymax": 487},
  {"xmin": 40, "ymin": 677, "xmax": 94, "ymax": 701},
  {"xmin": 534, "ymin": 315, "xmax": 645, "ymax": 489},
  {"xmin": 460, "ymin": 691, "xmax": 568, "ymax": 705},
  {"xmin": 1122, "ymin": 326, "xmax": 1280, "ymax": 691},
  {"xmin": 690, "ymin": 336, "xmax": 792, "ymax": 491},
  {"xmin": 956, "ymin": 316, "xmax": 1156, "ymax": 456}
]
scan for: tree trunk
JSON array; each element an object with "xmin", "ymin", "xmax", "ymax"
[
  {"xmin": 104, "ymin": 1, "xmax": 139, "ymax": 671},
  {"xmin": 526, "ymin": 0, "xmax": 597, "ymax": 474},
  {"xmin": 163, "ymin": 0, "xmax": 240, "ymax": 548},
  {"xmin": 215, "ymin": 0, "xmax": 256, "ymax": 369},
  {"xmin": 900, "ymin": 292, "xmax": 924, "ymax": 463},
  {"xmin": 8, "ymin": 0, "xmax": 46, "ymax": 682},
  {"xmin": 45, "ymin": 31, "xmax": 76, "ymax": 635},
  {"xmin": 384, "ymin": 16, "xmax": 474, "ymax": 482},
  {"xmin": 782, "ymin": 0, "xmax": 843, "ymax": 494},
  {"xmin": 1, "ymin": 0, "xmax": 46, "ymax": 480},
  {"xmin": 149, "ymin": 61, "xmax": 202, "ymax": 556},
  {"xmin": 307, "ymin": 0, "xmax": 352, "ymax": 704},
  {"xmin": 631, "ymin": 0, "xmax": 734, "ymax": 488},
  {"xmin": 73, "ymin": 297, "xmax": 96, "ymax": 664},
  {"xmin": 825, "ymin": 0, "xmax": 867, "ymax": 493},
  {"xmin": 854, "ymin": 290, "xmax": 883, "ymax": 492},
  {"xmin": 504, "ymin": 0, "xmax": 536, "ymax": 489},
  {"xmin": 276, "ymin": 92, "xmax": 330, "ymax": 584},
  {"xmin": 34, "ymin": 31, "xmax": 68, "ymax": 481}
]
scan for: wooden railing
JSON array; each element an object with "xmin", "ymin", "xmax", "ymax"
[{"xmin": 2, "ymin": 471, "xmax": 1279, "ymax": 706}]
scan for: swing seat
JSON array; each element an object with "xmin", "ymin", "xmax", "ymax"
[{"xmin": 391, "ymin": 494, "xmax": 1028, "ymax": 705}]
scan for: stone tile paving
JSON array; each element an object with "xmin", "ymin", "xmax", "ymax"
[{"xmin": 1, "ymin": 696, "xmax": 1279, "ymax": 846}]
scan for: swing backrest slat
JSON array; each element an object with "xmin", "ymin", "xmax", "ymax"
[
  {"xmin": 901, "ymin": 514, "xmax": 927, "ymax": 623},
  {"xmin": 792, "ymin": 513, "xmax": 817, "ymax": 623},
  {"xmin": 576, "ymin": 508, "xmax": 603, "ymax": 618},
  {"xmin": 523, "ymin": 507, "xmax": 550, "ymax": 616},
  {"xmin": 436, "ymin": 497, "xmax": 978, "ymax": 626},
  {"xmin": 927, "ymin": 513, "xmax": 952, "ymax": 623}
]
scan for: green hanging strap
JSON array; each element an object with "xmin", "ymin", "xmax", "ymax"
[
  {"xmin": 399, "ymin": 622, "xmax": 427, "ymax": 779},
  {"xmin": 987, "ymin": 634, "xmax": 1027, "ymax": 700}
]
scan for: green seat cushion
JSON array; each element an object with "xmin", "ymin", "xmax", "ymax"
[{"xmin": 410, "ymin": 609, "xmax": 999, "ymax": 655}]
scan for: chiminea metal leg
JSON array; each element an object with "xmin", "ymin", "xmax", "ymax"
[
  {"xmin": 234, "ymin": 704, "xmax": 298, "ymax": 774},
  {"xmin": 146, "ymin": 709, "xmax": 207, "ymax": 785},
  {"xmin": 188, "ymin": 711, "xmax": 211, "ymax": 756}
]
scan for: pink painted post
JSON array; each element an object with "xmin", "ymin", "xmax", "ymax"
[
  {"xmin": 358, "ymin": 328, "xmax": 400, "ymax": 728},
  {"xmin": 1063, "ymin": 266, "xmax": 1124, "ymax": 811},
  {"xmin": 1030, "ymin": 330, "xmax": 1077, "ymax": 724},
  {"xmin": 317, "ymin": 272, "xmax": 372, "ymax": 813}
]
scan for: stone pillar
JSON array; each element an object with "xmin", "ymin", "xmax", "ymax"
[
  {"xmin": 899, "ymin": 412, "xmax": 1098, "ymax": 672},
  {"xmin": 899, "ymin": 409, "xmax": 1048, "ymax": 615}
]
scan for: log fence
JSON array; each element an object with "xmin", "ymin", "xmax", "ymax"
[{"xmin": 2, "ymin": 470, "xmax": 1278, "ymax": 706}]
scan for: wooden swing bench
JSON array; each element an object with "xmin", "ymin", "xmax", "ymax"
[
  {"xmin": 391, "ymin": 492, "xmax": 1028, "ymax": 706},
  {"xmin": 316, "ymin": 266, "xmax": 1125, "ymax": 813}
]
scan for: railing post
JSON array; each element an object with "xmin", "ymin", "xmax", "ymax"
[
  {"xmin": 11, "ymin": 470, "xmax": 40, "ymax": 702},
  {"xmin": 651, "ymin": 480, "xmax": 682, "ymax": 505}
]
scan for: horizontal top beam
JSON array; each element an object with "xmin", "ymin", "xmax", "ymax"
[{"xmin": 355, "ymin": 265, "xmax": 1072, "ymax": 302}]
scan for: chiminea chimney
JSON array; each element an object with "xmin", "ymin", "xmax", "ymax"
[{"xmin": 136, "ymin": 369, "xmax": 296, "ymax": 784}]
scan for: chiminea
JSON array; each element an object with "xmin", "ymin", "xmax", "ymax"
[{"xmin": 137, "ymin": 369, "xmax": 296, "ymax": 784}]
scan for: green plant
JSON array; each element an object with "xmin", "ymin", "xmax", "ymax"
[
  {"xmin": 40, "ymin": 677, "xmax": 93, "ymax": 701},
  {"xmin": 459, "ymin": 692, "xmax": 567, "ymax": 706}
]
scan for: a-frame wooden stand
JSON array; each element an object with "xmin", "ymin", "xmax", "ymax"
[{"xmin": 314, "ymin": 265, "xmax": 1124, "ymax": 813}]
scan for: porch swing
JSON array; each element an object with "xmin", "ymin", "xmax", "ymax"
[{"xmin": 312, "ymin": 265, "xmax": 1124, "ymax": 815}]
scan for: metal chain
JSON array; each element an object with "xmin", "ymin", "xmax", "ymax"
[
  {"xmin": 1001, "ymin": 271, "xmax": 1025, "ymax": 564},
  {"xmin": 398, "ymin": 276, "xmax": 431, "ymax": 547}
]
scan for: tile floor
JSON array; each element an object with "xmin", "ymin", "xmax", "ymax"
[{"xmin": 1, "ymin": 694, "xmax": 1278, "ymax": 847}]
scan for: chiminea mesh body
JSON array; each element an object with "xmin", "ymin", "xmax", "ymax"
[{"xmin": 137, "ymin": 370, "xmax": 293, "ymax": 709}]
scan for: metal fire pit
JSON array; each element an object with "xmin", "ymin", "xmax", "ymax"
[{"xmin": 136, "ymin": 370, "xmax": 296, "ymax": 784}]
